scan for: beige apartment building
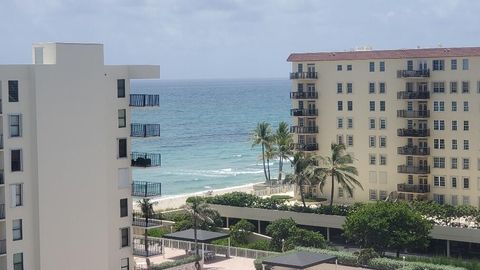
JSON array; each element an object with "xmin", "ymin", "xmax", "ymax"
[
  {"xmin": 288, "ymin": 47, "xmax": 480, "ymax": 207},
  {"xmin": 0, "ymin": 43, "xmax": 160, "ymax": 270}
]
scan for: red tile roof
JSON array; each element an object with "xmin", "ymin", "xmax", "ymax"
[{"xmin": 287, "ymin": 47, "xmax": 480, "ymax": 62}]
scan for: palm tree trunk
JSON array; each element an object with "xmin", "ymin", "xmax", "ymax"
[
  {"xmin": 300, "ymin": 179, "xmax": 306, "ymax": 208},
  {"xmin": 330, "ymin": 173, "xmax": 335, "ymax": 207},
  {"xmin": 278, "ymin": 157, "xmax": 283, "ymax": 183},
  {"xmin": 266, "ymin": 157, "xmax": 271, "ymax": 184},
  {"xmin": 145, "ymin": 216, "xmax": 150, "ymax": 269},
  {"xmin": 261, "ymin": 144, "xmax": 268, "ymax": 183},
  {"xmin": 194, "ymin": 212, "xmax": 200, "ymax": 268}
]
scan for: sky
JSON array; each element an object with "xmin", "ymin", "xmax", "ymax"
[{"xmin": 0, "ymin": 0, "xmax": 479, "ymax": 79}]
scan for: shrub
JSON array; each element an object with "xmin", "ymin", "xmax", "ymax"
[
  {"xmin": 285, "ymin": 228, "xmax": 326, "ymax": 250},
  {"xmin": 147, "ymin": 227, "xmax": 171, "ymax": 238},
  {"xmin": 354, "ymin": 248, "xmax": 379, "ymax": 265},
  {"xmin": 266, "ymin": 218, "xmax": 297, "ymax": 251},
  {"xmin": 269, "ymin": 195, "xmax": 292, "ymax": 201},
  {"xmin": 230, "ymin": 219, "xmax": 256, "ymax": 244},
  {"xmin": 245, "ymin": 240, "xmax": 271, "ymax": 251}
]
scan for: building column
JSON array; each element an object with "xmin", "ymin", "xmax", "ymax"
[
  {"xmin": 258, "ymin": 220, "xmax": 261, "ymax": 234},
  {"xmin": 226, "ymin": 217, "xmax": 229, "ymax": 228},
  {"xmin": 446, "ymin": 240, "xmax": 450, "ymax": 257},
  {"xmin": 326, "ymin": 227, "xmax": 330, "ymax": 242}
]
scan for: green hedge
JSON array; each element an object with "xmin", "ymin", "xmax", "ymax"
[{"xmin": 150, "ymin": 255, "xmax": 198, "ymax": 270}]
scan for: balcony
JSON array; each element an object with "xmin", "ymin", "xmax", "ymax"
[
  {"xmin": 132, "ymin": 181, "xmax": 162, "ymax": 197},
  {"xmin": 130, "ymin": 94, "xmax": 160, "ymax": 107},
  {"xmin": 397, "ymin": 128, "xmax": 430, "ymax": 137},
  {"xmin": 397, "ymin": 110, "xmax": 430, "ymax": 118},
  {"xmin": 397, "ymin": 69, "xmax": 430, "ymax": 78},
  {"xmin": 0, "ymin": 239, "xmax": 5, "ymax": 255},
  {"xmin": 294, "ymin": 143, "xmax": 318, "ymax": 151},
  {"xmin": 397, "ymin": 165, "xmax": 430, "ymax": 174},
  {"xmin": 290, "ymin": 91, "xmax": 318, "ymax": 99},
  {"xmin": 397, "ymin": 193, "xmax": 428, "ymax": 201},
  {"xmin": 131, "ymin": 152, "xmax": 161, "ymax": 167},
  {"xmin": 133, "ymin": 237, "xmax": 163, "ymax": 257},
  {"xmin": 397, "ymin": 91, "xmax": 430, "ymax": 99},
  {"xmin": 290, "ymin": 109, "xmax": 318, "ymax": 117},
  {"xmin": 289, "ymin": 72, "xmax": 318, "ymax": 80},
  {"xmin": 0, "ymin": 204, "xmax": 4, "ymax": 220},
  {"xmin": 397, "ymin": 183, "xmax": 431, "ymax": 193},
  {"xmin": 132, "ymin": 211, "xmax": 163, "ymax": 228},
  {"xmin": 290, "ymin": 126, "xmax": 318, "ymax": 134},
  {"xmin": 397, "ymin": 146, "xmax": 430, "ymax": 156},
  {"xmin": 131, "ymin": 123, "xmax": 161, "ymax": 137}
]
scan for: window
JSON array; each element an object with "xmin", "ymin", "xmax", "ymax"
[
  {"xmin": 347, "ymin": 135, "xmax": 353, "ymax": 147},
  {"xmin": 463, "ymin": 158, "xmax": 470, "ymax": 170},
  {"xmin": 337, "ymin": 65, "xmax": 342, "ymax": 71},
  {"xmin": 450, "ymin": 81, "xmax": 458, "ymax": 93},
  {"xmin": 347, "ymin": 101, "xmax": 353, "ymax": 111},
  {"xmin": 452, "ymin": 120, "xmax": 457, "ymax": 131},
  {"xmin": 462, "ymin": 81, "xmax": 470, "ymax": 93},
  {"xmin": 380, "ymin": 101, "xmax": 385, "ymax": 111},
  {"xmin": 120, "ymin": 198, "xmax": 128, "ymax": 217},
  {"xmin": 464, "ymin": 101, "xmax": 469, "ymax": 111},
  {"xmin": 337, "ymin": 83, "xmax": 343, "ymax": 93},
  {"xmin": 8, "ymin": 80, "xmax": 19, "ymax": 102},
  {"xmin": 369, "ymin": 101, "xmax": 375, "ymax": 111},
  {"xmin": 407, "ymin": 60, "xmax": 413, "ymax": 71},
  {"xmin": 379, "ymin": 190, "xmax": 387, "ymax": 200},
  {"xmin": 380, "ymin": 155, "xmax": 387, "ymax": 165},
  {"xmin": 452, "ymin": 139, "xmax": 457, "ymax": 150},
  {"xmin": 463, "ymin": 121, "xmax": 469, "ymax": 131},
  {"xmin": 451, "ymin": 177, "xmax": 457, "ymax": 188},
  {"xmin": 337, "ymin": 101, "xmax": 343, "ymax": 111},
  {"xmin": 337, "ymin": 135, "xmax": 344, "ymax": 145},
  {"xmin": 369, "ymin": 189, "xmax": 377, "ymax": 200},
  {"xmin": 451, "ymin": 59, "xmax": 457, "ymax": 70},
  {"xmin": 369, "ymin": 154, "xmax": 376, "ymax": 165},
  {"xmin": 117, "ymin": 79, "xmax": 126, "ymax": 98},
  {"xmin": 433, "ymin": 176, "xmax": 446, "ymax": 187},
  {"xmin": 338, "ymin": 187, "xmax": 344, "ymax": 198},
  {"xmin": 434, "ymin": 120, "xmax": 445, "ymax": 130},
  {"xmin": 379, "ymin": 136, "xmax": 386, "ymax": 148},
  {"xmin": 451, "ymin": 101, "xmax": 457, "ymax": 111},
  {"xmin": 379, "ymin": 118, "xmax": 386, "ymax": 129},
  {"xmin": 451, "ymin": 158, "xmax": 458, "ymax": 169},
  {"xmin": 13, "ymin": 219, "xmax": 22, "ymax": 241},
  {"xmin": 347, "ymin": 65, "xmax": 352, "ymax": 71},
  {"xmin": 118, "ymin": 109, "xmax": 126, "ymax": 128},
  {"xmin": 433, "ymin": 157, "xmax": 445, "ymax": 168},
  {"xmin": 379, "ymin": 61, "xmax": 385, "ymax": 72},
  {"xmin": 433, "ymin": 59, "xmax": 444, "ymax": 71},
  {"xmin": 11, "ymin": 184, "xmax": 23, "ymax": 207},
  {"xmin": 118, "ymin": 138, "xmax": 127, "ymax": 158},
  {"xmin": 463, "ymin": 177, "xmax": 470, "ymax": 189},
  {"xmin": 369, "ymin": 118, "xmax": 375, "ymax": 129},
  {"xmin": 451, "ymin": 195, "xmax": 458, "ymax": 206},
  {"xmin": 369, "ymin": 136, "xmax": 376, "ymax": 148},
  {"xmin": 462, "ymin": 58, "xmax": 469, "ymax": 70},
  {"xmin": 347, "ymin": 118, "xmax": 353, "ymax": 129},
  {"xmin": 121, "ymin": 227, "xmax": 130, "ymax": 247},
  {"xmin": 434, "ymin": 139, "xmax": 445, "ymax": 149},
  {"xmin": 369, "ymin": 82, "xmax": 375, "ymax": 93},
  {"xmin": 347, "ymin": 83, "xmax": 353, "ymax": 93},
  {"xmin": 13, "ymin": 253, "xmax": 23, "ymax": 270},
  {"xmin": 11, "ymin": 150, "xmax": 22, "ymax": 172},
  {"xmin": 434, "ymin": 194, "xmax": 445, "ymax": 205},
  {"xmin": 369, "ymin": 62, "xmax": 375, "ymax": 72},
  {"xmin": 379, "ymin": 82, "xmax": 386, "ymax": 93},
  {"xmin": 121, "ymin": 258, "xmax": 130, "ymax": 270},
  {"xmin": 433, "ymin": 101, "xmax": 444, "ymax": 112},
  {"xmin": 463, "ymin": 196, "xmax": 470, "ymax": 205},
  {"xmin": 337, "ymin": 118, "xmax": 343, "ymax": 129},
  {"xmin": 9, "ymin": 115, "xmax": 22, "ymax": 137},
  {"xmin": 433, "ymin": 82, "xmax": 445, "ymax": 93}
]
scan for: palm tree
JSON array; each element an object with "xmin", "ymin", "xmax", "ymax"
[
  {"xmin": 312, "ymin": 143, "xmax": 362, "ymax": 207},
  {"xmin": 265, "ymin": 144, "xmax": 274, "ymax": 184},
  {"xmin": 185, "ymin": 197, "xmax": 217, "ymax": 270},
  {"xmin": 251, "ymin": 122, "xmax": 273, "ymax": 183},
  {"xmin": 137, "ymin": 198, "xmax": 158, "ymax": 269},
  {"xmin": 289, "ymin": 152, "xmax": 318, "ymax": 207},
  {"xmin": 274, "ymin": 122, "xmax": 293, "ymax": 183}
]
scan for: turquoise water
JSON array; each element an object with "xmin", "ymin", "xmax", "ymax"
[{"xmin": 131, "ymin": 78, "xmax": 291, "ymax": 196}]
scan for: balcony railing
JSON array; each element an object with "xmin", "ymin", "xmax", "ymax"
[
  {"xmin": 132, "ymin": 211, "xmax": 163, "ymax": 227},
  {"xmin": 397, "ymin": 193, "xmax": 429, "ymax": 201},
  {"xmin": 132, "ymin": 181, "xmax": 162, "ymax": 197},
  {"xmin": 133, "ymin": 237, "xmax": 163, "ymax": 257},
  {"xmin": 131, "ymin": 152, "xmax": 161, "ymax": 167},
  {"xmin": 290, "ymin": 92, "xmax": 318, "ymax": 99},
  {"xmin": 397, "ymin": 91, "xmax": 430, "ymax": 99},
  {"xmin": 130, "ymin": 94, "xmax": 160, "ymax": 107},
  {"xmin": 131, "ymin": 124, "xmax": 161, "ymax": 137},
  {"xmin": 397, "ymin": 146, "xmax": 430, "ymax": 156},
  {"xmin": 0, "ymin": 239, "xmax": 5, "ymax": 255},
  {"xmin": 294, "ymin": 143, "xmax": 318, "ymax": 151},
  {"xmin": 397, "ymin": 110, "xmax": 430, "ymax": 118},
  {"xmin": 290, "ymin": 109, "xmax": 318, "ymax": 117},
  {"xmin": 397, "ymin": 69, "xmax": 430, "ymax": 78},
  {"xmin": 0, "ymin": 204, "xmax": 4, "ymax": 220},
  {"xmin": 290, "ymin": 126, "xmax": 319, "ymax": 134},
  {"xmin": 397, "ymin": 184, "xmax": 431, "ymax": 193},
  {"xmin": 397, "ymin": 165, "xmax": 430, "ymax": 174},
  {"xmin": 289, "ymin": 72, "xmax": 318, "ymax": 80},
  {"xmin": 397, "ymin": 128, "xmax": 430, "ymax": 137}
]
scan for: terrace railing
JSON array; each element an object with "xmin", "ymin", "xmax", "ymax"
[
  {"xmin": 130, "ymin": 94, "xmax": 160, "ymax": 107},
  {"xmin": 290, "ymin": 126, "xmax": 319, "ymax": 134},
  {"xmin": 397, "ymin": 128, "xmax": 430, "ymax": 137},
  {"xmin": 397, "ymin": 69, "xmax": 430, "ymax": 78},
  {"xmin": 131, "ymin": 152, "xmax": 161, "ymax": 167},
  {"xmin": 397, "ymin": 165, "xmax": 430, "ymax": 174},
  {"xmin": 397, "ymin": 184, "xmax": 431, "ymax": 193},
  {"xmin": 290, "ymin": 109, "xmax": 318, "ymax": 117},
  {"xmin": 397, "ymin": 91, "xmax": 430, "ymax": 99},
  {"xmin": 132, "ymin": 211, "xmax": 163, "ymax": 227},
  {"xmin": 397, "ymin": 146, "xmax": 430, "ymax": 156},
  {"xmin": 397, "ymin": 110, "xmax": 430, "ymax": 118},
  {"xmin": 290, "ymin": 91, "xmax": 318, "ymax": 99},
  {"xmin": 289, "ymin": 72, "xmax": 318, "ymax": 80},
  {"xmin": 294, "ymin": 143, "xmax": 318, "ymax": 151},
  {"xmin": 132, "ymin": 181, "xmax": 162, "ymax": 197},
  {"xmin": 133, "ymin": 237, "xmax": 163, "ymax": 257},
  {"xmin": 131, "ymin": 123, "xmax": 161, "ymax": 137}
]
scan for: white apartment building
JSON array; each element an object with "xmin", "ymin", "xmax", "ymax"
[
  {"xmin": 288, "ymin": 47, "xmax": 480, "ymax": 207},
  {"xmin": 0, "ymin": 43, "xmax": 160, "ymax": 270}
]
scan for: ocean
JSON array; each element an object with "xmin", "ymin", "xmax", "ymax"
[{"xmin": 131, "ymin": 78, "xmax": 291, "ymax": 196}]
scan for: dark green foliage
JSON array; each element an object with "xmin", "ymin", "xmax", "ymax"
[
  {"xmin": 354, "ymin": 248, "xmax": 379, "ymax": 265},
  {"xmin": 284, "ymin": 228, "xmax": 326, "ymax": 250},
  {"xmin": 266, "ymin": 218, "xmax": 326, "ymax": 252},
  {"xmin": 147, "ymin": 227, "xmax": 171, "ymax": 238},
  {"xmin": 269, "ymin": 195, "xmax": 292, "ymax": 201},
  {"xmin": 230, "ymin": 219, "xmax": 256, "ymax": 244},
  {"xmin": 266, "ymin": 218, "xmax": 297, "ymax": 251}
]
